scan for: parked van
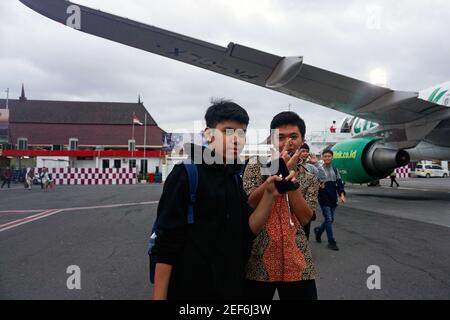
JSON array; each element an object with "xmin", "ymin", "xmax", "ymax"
[{"xmin": 415, "ymin": 164, "xmax": 449, "ymax": 178}]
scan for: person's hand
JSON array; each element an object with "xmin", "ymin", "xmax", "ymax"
[
  {"xmin": 280, "ymin": 139, "xmax": 301, "ymax": 171},
  {"xmin": 263, "ymin": 175, "xmax": 283, "ymax": 197},
  {"xmin": 340, "ymin": 194, "xmax": 346, "ymax": 204},
  {"xmin": 284, "ymin": 168, "xmax": 299, "ymax": 182},
  {"xmin": 284, "ymin": 150, "xmax": 301, "ymax": 171},
  {"xmin": 319, "ymin": 182, "xmax": 325, "ymax": 189}
]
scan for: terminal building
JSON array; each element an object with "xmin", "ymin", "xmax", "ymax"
[{"xmin": 0, "ymin": 85, "xmax": 166, "ymax": 184}]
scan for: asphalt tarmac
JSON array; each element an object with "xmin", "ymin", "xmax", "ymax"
[{"xmin": 0, "ymin": 178, "xmax": 449, "ymax": 299}]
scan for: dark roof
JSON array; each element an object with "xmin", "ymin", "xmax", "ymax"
[
  {"xmin": 10, "ymin": 123, "xmax": 164, "ymax": 146},
  {"xmin": 0, "ymin": 99, "xmax": 158, "ymax": 126}
]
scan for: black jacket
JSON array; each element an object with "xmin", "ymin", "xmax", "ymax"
[
  {"xmin": 152, "ymin": 144, "xmax": 255, "ymax": 300},
  {"xmin": 318, "ymin": 165, "xmax": 346, "ymax": 208}
]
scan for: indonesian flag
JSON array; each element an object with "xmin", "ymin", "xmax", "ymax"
[{"xmin": 133, "ymin": 114, "xmax": 143, "ymax": 125}]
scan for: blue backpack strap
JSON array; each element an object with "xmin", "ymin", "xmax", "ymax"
[
  {"xmin": 182, "ymin": 159, "xmax": 198, "ymax": 225},
  {"xmin": 148, "ymin": 160, "xmax": 198, "ymax": 284}
]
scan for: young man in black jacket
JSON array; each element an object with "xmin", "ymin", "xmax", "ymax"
[{"xmin": 152, "ymin": 100, "xmax": 284, "ymax": 300}]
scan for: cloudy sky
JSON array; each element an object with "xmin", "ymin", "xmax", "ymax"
[{"xmin": 1, "ymin": 0, "xmax": 449, "ymax": 137}]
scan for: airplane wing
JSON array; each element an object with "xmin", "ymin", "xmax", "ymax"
[{"xmin": 19, "ymin": 0, "xmax": 445, "ymax": 125}]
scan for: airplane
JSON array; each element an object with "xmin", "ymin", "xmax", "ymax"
[{"xmin": 18, "ymin": 0, "xmax": 450, "ymax": 183}]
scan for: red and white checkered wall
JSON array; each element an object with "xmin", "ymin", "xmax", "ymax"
[
  {"xmin": 46, "ymin": 168, "xmax": 137, "ymax": 185},
  {"xmin": 394, "ymin": 165, "xmax": 411, "ymax": 178}
]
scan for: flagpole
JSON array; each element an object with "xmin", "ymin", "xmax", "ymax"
[
  {"xmin": 144, "ymin": 112, "xmax": 147, "ymax": 166},
  {"xmin": 132, "ymin": 112, "xmax": 136, "ymax": 141},
  {"xmin": 132, "ymin": 112, "xmax": 135, "ymax": 158},
  {"xmin": 5, "ymin": 88, "xmax": 9, "ymax": 109}
]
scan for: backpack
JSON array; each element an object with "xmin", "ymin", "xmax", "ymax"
[
  {"xmin": 147, "ymin": 159, "xmax": 248, "ymax": 284},
  {"xmin": 148, "ymin": 159, "xmax": 198, "ymax": 284}
]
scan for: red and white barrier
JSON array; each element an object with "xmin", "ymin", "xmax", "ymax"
[
  {"xmin": 395, "ymin": 165, "xmax": 411, "ymax": 178},
  {"xmin": 46, "ymin": 168, "xmax": 137, "ymax": 185}
]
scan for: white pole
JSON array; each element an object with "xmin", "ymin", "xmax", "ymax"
[
  {"xmin": 132, "ymin": 112, "xmax": 135, "ymax": 141},
  {"xmin": 132, "ymin": 112, "xmax": 135, "ymax": 158},
  {"xmin": 5, "ymin": 88, "xmax": 9, "ymax": 109},
  {"xmin": 144, "ymin": 112, "xmax": 147, "ymax": 172}
]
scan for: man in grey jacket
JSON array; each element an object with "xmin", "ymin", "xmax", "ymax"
[{"xmin": 314, "ymin": 149, "xmax": 346, "ymax": 251}]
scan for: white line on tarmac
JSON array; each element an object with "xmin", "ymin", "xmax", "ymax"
[
  {"xmin": 0, "ymin": 201, "xmax": 159, "ymax": 233},
  {"xmin": 0, "ymin": 187, "xmax": 25, "ymax": 191},
  {"xmin": 58, "ymin": 201, "xmax": 160, "ymax": 212},
  {"xmin": 0, "ymin": 209, "xmax": 59, "ymax": 232},
  {"xmin": 380, "ymin": 186, "xmax": 431, "ymax": 192},
  {"xmin": 0, "ymin": 210, "xmax": 44, "ymax": 214}
]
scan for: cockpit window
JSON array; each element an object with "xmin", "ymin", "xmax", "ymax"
[{"xmin": 340, "ymin": 117, "xmax": 353, "ymax": 133}]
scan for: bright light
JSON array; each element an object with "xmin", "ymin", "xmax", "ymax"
[{"xmin": 370, "ymin": 68, "xmax": 387, "ymax": 87}]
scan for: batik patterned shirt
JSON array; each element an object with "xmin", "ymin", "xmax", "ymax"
[{"xmin": 242, "ymin": 158, "xmax": 317, "ymax": 282}]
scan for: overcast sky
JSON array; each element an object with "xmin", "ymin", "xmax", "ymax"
[{"xmin": 1, "ymin": 0, "xmax": 449, "ymax": 136}]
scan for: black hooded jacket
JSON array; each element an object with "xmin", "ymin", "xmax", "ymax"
[{"xmin": 152, "ymin": 144, "xmax": 255, "ymax": 300}]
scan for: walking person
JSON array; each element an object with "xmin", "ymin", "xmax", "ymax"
[
  {"xmin": 314, "ymin": 149, "xmax": 346, "ymax": 251},
  {"xmin": 390, "ymin": 170, "xmax": 399, "ymax": 187},
  {"xmin": 298, "ymin": 143, "xmax": 324, "ymax": 240},
  {"xmin": 41, "ymin": 167, "xmax": 52, "ymax": 192},
  {"xmin": 37, "ymin": 168, "xmax": 46, "ymax": 189},
  {"xmin": 1, "ymin": 167, "xmax": 12, "ymax": 189},
  {"xmin": 25, "ymin": 168, "xmax": 34, "ymax": 190}
]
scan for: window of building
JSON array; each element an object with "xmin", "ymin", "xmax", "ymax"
[
  {"xmin": 52, "ymin": 144, "xmax": 64, "ymax": 151},
  {"xmin": 102, "ymin": 159, "xmax": 110, "ymax": 169},
  {"xmin": 114, "ymin": 159, "xmax": 121, "ymax": 169},
  {"xmin": 128, "ymin": 139, "xmax": 136, "ymax": 151},
  {"xmin": 69, "ymin": 138, "xmax": 79, "ymax": 151},
  {"xmin": 17, "ymin": 138, "xmax": 28, "ymax": 150},
  {"xmin": 141, "ymin": 159, "xmax": 148, "ymax": 175},
  {"xmin": 1, "ymin": 143, "xmax": 13, "ymax": 150},
  {"xmin": 129, "ymin": 159, "xmax": 137, "ymax": 170}
]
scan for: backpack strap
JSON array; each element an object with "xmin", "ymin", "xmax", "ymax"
[
  {"xmin": 148, "ymin": 160, "xmax": 199, "ymax": 284},
  {"xmin": 182, "ymin": 159, "xmax": 198, "ymax": 225},
  {"xmin": 333, "ymin": 166, "xmax": 338, "ymax": 177}
]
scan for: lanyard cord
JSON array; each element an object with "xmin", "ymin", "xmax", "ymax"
[{"xmin": 286, "ymin": 193, "xmax": 294, "ymax": 227}]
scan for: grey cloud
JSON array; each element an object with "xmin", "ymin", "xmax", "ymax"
[{"xmin": 1, "ymin": 0, "xmax": 449, "ymax": 135}]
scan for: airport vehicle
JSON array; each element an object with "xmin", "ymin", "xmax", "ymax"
[
  {"xmin": 18, "ymin": 0, "xmax": 450, "ymax": 183},
  {"xmin": 415, "ymin": 164, "xmax": 449, "ymax": 178}
]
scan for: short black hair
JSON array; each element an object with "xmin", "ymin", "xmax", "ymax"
[
  {"xmin": 300, "ymin": 143, "xmax": 310, "ymax": 151},
  {"xmin": 322, "ymin": 149, "xmax": 334, "ymax": 156},
  {"xmin": 205, "ymin": 99, "xmax": 249, "ymax": 128},
  {"xmin": 270, "ymin": 111, "xmax": 306, "ymax": 138}
]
